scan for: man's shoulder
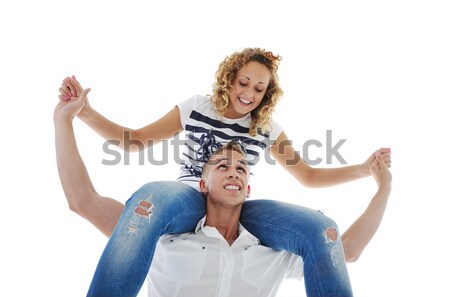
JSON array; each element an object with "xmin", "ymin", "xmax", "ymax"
[
  {"xmin": 158, "ymin": 230, "xmax": 211, "ymax": 247},
  {"xmin": 159, "ymin": 232, "xmax": 193, "ymax": 243}
]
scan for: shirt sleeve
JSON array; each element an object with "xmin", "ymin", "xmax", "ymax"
[
  {"xmin": 176, "ymin": 95, "xmax": 198, "ymax": 128},
  {"xmin": 269, "ymin": 118, "xmax": 283, "ymax": 141},
  {"xmin": 284, "ymin": 253, "xmax": 304, "ymax": 280}
]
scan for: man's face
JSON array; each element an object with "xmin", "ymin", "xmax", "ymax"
[{"xmin": 200, "ymin": 149, "xmax": 251, "ymax": 207}]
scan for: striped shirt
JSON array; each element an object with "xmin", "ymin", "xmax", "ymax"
[{"xmin": 177, "ymin": 95, "xmax": 283, "ymax": 190}]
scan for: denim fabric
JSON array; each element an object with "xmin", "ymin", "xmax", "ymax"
[
  {"xmin": 241, "ymin": 200, "xmax": 353, "ymax": 297},
  {"xmin": 87, "ymin": 181, "xmax": 352, "ymax": 297}
]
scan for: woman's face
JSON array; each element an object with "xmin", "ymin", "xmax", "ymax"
[{"xmin": 225, "ymin": 61, "xmax": 271, "ymax": 119}]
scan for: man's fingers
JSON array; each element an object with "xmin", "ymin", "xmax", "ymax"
[
  {"xmin": 79, "ymin": 88, "xmax": 91, "ymax": 99},
  {"xmin": 376, "ymin": 152, "xmax": 389, "ymax": 170},
  {"xmin": 70, "ymin": 76, "xmax": 84, "ymax": 93},
  {"xmin": 370, "ymin": 154, "xmax": 381, "ymax": 170},
  {"xmin": 376, "ymin": 148, "xmax": 391, "ymax": 157},
  {"xmin": 372, "ymin": 147, "xmax": 391, "ymax": 169},
  {"xmin": 380, "ymin": 147, "xmax": 391, "ymax": 154}
]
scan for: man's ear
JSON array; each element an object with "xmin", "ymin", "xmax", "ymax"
[
  {"xmin": 246, "ymin": 184, "xmax": 251, "ymax": 198},
  {"xmin": 199, "ymin": 178, "xmax": 208, "ymax": 194}
]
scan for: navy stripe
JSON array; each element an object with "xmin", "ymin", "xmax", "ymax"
[
  {"xmin": 186, "ymin": 133, "xmax": 198, "ymax": 143},
  {"xmin": 184, "ymin": 133, "xmax": 262, "ymax": 160},
  {"xmin": 190, "ymin": 110, "xmax": 249, "ymax": 134},
  {"xmin": 182, "ymin": 152, "xmax": 201, "ymax": 164},
  {"xmin": 183, "ymin": 142, "xmax": 196, "ymax": 154},
  {"xmin": 183, "ymin": 151, "xmax": 257, "ymax": 166},
  {"xmin": 177, "ymin": 175, "xmax": 197, "ymax": 180},
  {"xmin": 185, "ymin": 125, "xmax": 268, "ymax": 149}
]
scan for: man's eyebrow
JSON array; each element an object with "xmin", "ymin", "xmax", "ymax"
[
  {"xmin": 238, "ymin": 159, "xmax": 249, "ymax": 167},
  {"xmin": 211, "ymin": 157, "xmax": 248, "ymax": 167},
  {"xmin": 211, "ymin": 158, "xmax": 228, "ymax": 165}
]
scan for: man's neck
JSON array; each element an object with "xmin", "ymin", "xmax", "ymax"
[{"xmin": 204, "ymin": 204, "xmax": 242, "ymax": 246}]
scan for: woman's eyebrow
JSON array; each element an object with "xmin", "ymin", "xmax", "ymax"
[{"xmin": 239, "ymin": 75, "xmax": 266, "ymax": 85}]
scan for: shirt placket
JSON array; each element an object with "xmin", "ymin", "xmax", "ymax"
[{"xmin": 217, "ymin": 242, "xmax": 234, "ymax": 297}]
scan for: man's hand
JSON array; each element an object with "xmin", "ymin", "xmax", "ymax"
[
  {"xmin": 54, "ymin": 88, "xmax": 91, "ymax": 122},
  {"xmin": 369, "ymin": 151, "xmax": 392, "ymax": 190},
  {"xmin": 58, "ymin": 76, "xmax": 92, "ymax": 117},
  {"xmin": 362, "ymin": 147, "xmax": 391, "ymax": 175}
]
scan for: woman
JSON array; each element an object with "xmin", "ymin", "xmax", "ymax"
[{"xmin": 57, "ymin": 48, "xmax": 391, "ymax": 297}]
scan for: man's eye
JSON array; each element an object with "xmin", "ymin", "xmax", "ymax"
[
  {"xmin": 218, "ymin": 165, "xmax": 227, "ymax": 170},
  {"xmin": 237, "ymin": 167, "xmax": 246, "ymax": 173}
]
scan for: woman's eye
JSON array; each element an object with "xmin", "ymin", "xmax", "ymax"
[
  {"xmin": 255, "ymin": 88, "xmax": 264, "ymax": 93},
  {"xmin": 239, "ymin": 82, "xmax": 247, "ymax": 87}
]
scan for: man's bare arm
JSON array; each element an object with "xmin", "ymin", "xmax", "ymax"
[
  {"xmin": 341, "ymin": 152, "xmax": 392, "ymax": 262},
  {"xmin": 54, "ymin": 88, "xmax": 124, "ymax": 237}
]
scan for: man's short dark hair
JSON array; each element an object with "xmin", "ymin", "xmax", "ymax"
[{"xmin": 201, "ymin": 141, "xmax": 248, "ymax": 178}]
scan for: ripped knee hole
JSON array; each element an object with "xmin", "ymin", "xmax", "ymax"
[
  {"xmin": 324, "ymin": 227, "xmax": 338, "ymax": 242},
  {"xmin": 134, "ymin": 200, "xmax": 154, "ymax": 217}
]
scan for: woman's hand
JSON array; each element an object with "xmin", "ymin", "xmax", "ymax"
[
  {"xmin": 362, "ymin": 148, "xmax": 391, "ymax": 175},
  {"xmin": 54, "ymin": 88, "xmax": 91, "ymax": 122},
  {"xmin": 58, "ymin": 76, "xmax": 92, "ymax": 116},
  {"xmin": 369, "ymin": 152, "xmax": 392, "ymax": 190}
]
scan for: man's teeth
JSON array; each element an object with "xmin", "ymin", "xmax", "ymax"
[
  {"xmin": 239, "ymin": 97, "xmax": 251, "ymax": 104},
  {"xmin": 225, "ymin": 185, "xmax": 240, "ymax": 190}
]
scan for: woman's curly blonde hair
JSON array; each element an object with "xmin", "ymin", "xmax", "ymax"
[{"xmin": 211, "ymin": 48, "xmax": 283, "ymax": 136}]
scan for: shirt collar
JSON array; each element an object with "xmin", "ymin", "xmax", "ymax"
[{"xmin": 195, "ymin": 215, "xmax": 260, "ymax": 247}]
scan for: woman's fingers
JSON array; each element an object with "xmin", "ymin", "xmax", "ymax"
[
  {"xmin": 64, "ymin": 77, "xmax": 77, "ymax": 97},
  {"xmin": 59, "ymin": 75, "xmax": 82, "ymax": 101},
  {"xmin": 59, "ymin": 87, "xmax": 72, "ymax": 101},
  {"xmin": 69, "ymin": 76, "xmax": 84, "ymax": 94}
]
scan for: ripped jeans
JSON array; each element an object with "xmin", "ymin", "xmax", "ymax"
[{"xmin": 87, "ymin": 181, "xmax": 353, "ymax": 297}]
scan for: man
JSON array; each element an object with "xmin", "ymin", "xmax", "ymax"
[
  {"xmin": 54, "ymin": 89, "xmax": 392, "ymax": 296},
  {"xmin": 146, "ymin": 141, "xmax": 303, "ymax": 297},
  {"xmin": 145, "ymin": 141, "xmax": 392, "ymax": 297}
]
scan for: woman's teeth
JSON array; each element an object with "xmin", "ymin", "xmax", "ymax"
[{"xmin": 239, "ymin": 97, "xmax": 251, "ymax": 105}]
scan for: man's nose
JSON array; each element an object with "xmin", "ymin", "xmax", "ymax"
[{"xmin": 228, "ymin": 170, "xmax": 240, "ymax": 179}]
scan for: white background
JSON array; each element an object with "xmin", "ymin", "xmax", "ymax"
[{"xmin": 1, "ymin": 0, "xmax": 449, "ymax": 296}]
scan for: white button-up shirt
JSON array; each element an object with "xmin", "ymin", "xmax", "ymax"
[{"xmin": 147, "ymin": 216, "xmax": 303, "ymax": 297}]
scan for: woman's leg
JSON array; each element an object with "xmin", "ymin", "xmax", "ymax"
[
  {"xmin": 87, "ymin": 181, "xmax": 205, "ymax": 297},
  {"xmin": 241, "ymin": 199, "xmax": 353, "ymax": 297}
]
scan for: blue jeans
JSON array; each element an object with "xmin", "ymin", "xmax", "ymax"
[{"xmin": 87, "ymin": 181, "xmax": 353, "ymax": 297}]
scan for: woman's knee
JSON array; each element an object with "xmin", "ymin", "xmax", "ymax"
[
  {"xmin": 119, "ymin": 181, "xmax": 205, "ymax": 236},
  {"xmin": 242, "ymin": 200, "xmax": 339, "ymax": 238},
  {"xmin": 303, "ymin": 211, "xmax": 341, "ymax": 242},
  {"xmin": 126, "ymin": 181, "xmax": 179, "ymax": 205},
  {"xmin": 125, "ymin": 181, "xmax": 204, "ymax": 217},
  {"xmin": 305, "ymin": 213, "xmax": 341, "ymax": 247}
]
